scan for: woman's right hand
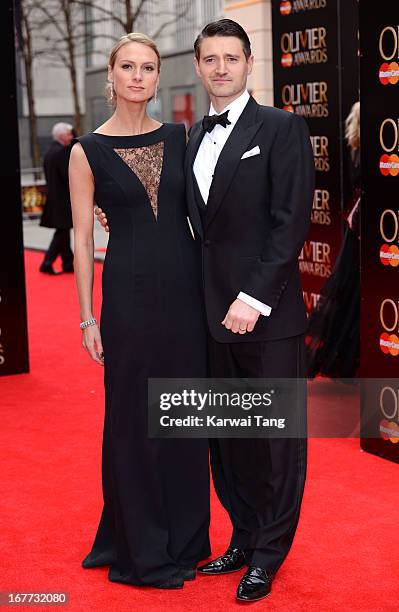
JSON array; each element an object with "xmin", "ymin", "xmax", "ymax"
[
  {"xmin": 82, "ymin": 324, "xmax": 104, "ymax": 366},
  {"xmin": 94, "ymin": 206, "xmax": 109, "ymax": 232}
]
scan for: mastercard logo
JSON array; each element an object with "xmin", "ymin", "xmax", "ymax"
[
  {"xmin": 281, "ymin": 53, "xmax": 293, "ymax": 68},
  {"xmin": 380, "ymin": 154, "xmax": 399, "ymax": 176},
  {"xmin": 380, "ymin": 332, "xmax": 399, "ymax": 356},
  {"xmin": 379, "ymin": 62, "xmax": 399, "ymax": 85},
  {"xmin": 280, "ymin": 1, "xmax": 292, "ymax": 15},
  {"xmin": 380, "ymin": 244, "xmax": 399, "ymax": 266},
  {"xmin": 283, "ymin": 105, "xmax": 294, "ymax": 113},
  {"xmin": 379, "ymin": 419, "xmax": 399, "ymax": 443}
]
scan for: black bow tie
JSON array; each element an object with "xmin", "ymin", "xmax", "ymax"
[{"xmin": 202, "ymin": 110, "xmax": 231, "ymax": 133}]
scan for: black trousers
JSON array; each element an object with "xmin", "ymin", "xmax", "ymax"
[
  {"xmin": 207, "ymin": 333, "xmax": 307, "ymax": 574},
  {"xmin": 44, "ymin": 228, "xmax": 73, "ymax": 269}
]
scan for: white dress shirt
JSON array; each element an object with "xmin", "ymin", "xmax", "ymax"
[{"xmin": 193, "ymin": 90, "xmax": 271, "ymax": 317}]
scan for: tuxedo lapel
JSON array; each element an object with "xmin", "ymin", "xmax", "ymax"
[
  {"xmin": 205, "ymin": 96, "xmax": 262, "ymax": 231},
  {"xmin": 185, "ymin": 123, "xmax": 205, "ymax": 239}
]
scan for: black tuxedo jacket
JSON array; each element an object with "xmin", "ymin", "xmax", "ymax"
[
  {"xmin": 185, "ymin": 95, "xmax": 315, "ymax": 343},
  {"xmin": 40, "ymin": 141, "xmax": 73, "ymax": 229}
]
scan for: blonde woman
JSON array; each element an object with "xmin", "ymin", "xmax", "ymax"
[
  {"xmin": 306, "ymin": 101, "xmax": 361, "ymax": 379},
  {"xmin": 69, "ymin": 33, "xmax": 210, "ymax": 589}
]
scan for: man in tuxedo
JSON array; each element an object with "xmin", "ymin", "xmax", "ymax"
[
  {"xmin": 186, "ymin": 19, "xmax": 314, "ymax": 602},
  {"xmin": 95, "ymin": 18, "xmax": 314, "ymax": 602}
]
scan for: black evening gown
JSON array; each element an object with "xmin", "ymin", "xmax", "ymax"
[
  {"xmin": 73, "ymin": 124, "xmax": 210, "ymax": 587},
  {"xmin": 305, "ymin": 201, "xmax": 360, "ymax": 379},
  {"xmin": 305, "ymin": 148, "xmax": 361, "ymax": 380}
]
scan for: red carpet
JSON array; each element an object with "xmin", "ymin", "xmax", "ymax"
[{"xmin": 1, "ymin": 250, "xmax": 398, "ymax": 611}]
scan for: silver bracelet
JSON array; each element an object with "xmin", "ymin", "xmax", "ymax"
[{"xmin": 80, "ymin": 317, "xmax": 98, "ymax": 330}]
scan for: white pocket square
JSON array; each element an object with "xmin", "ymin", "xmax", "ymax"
[
  {"xmin": 241, "ymin": 145, "xmax": 260, "ymax": 160},
  {"xmin": 187, "ymin": 216, "xmax": 195, "ymax": 240}
]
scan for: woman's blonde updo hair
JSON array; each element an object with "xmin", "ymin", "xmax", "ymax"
[
  {"xmin": 345, "ymin": 101, "xmax": 360, "ymax": 156},
  {"xmin": 106, "ymin": 32, "xmax": 161, "ymax": 106}
]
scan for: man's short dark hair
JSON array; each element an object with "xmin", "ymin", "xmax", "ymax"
[{"xmin": 194, "ymin": 19, "xmax": 252, "ymax": 61}]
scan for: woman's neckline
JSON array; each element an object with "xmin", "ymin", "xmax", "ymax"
[{"xmin": 92, "ymin": 123, "xmax": 164, "ymax": 137}]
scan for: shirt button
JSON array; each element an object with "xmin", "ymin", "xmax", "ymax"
[{"xmin": 204, "ymin": 239, "xmax": 211, "ymax": 246}]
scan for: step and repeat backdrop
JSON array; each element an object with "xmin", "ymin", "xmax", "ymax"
[
  {"xmin": 359, "ymin": 5, "xmax": 399, "ymax": 462},
  {"xmin": 271, "ymin": 0, "xmax": 359, "ymax": 311},
  {"xmin": 0, "ymin": 0, "xmax": 29, "ymax": 376},
  {"xmin": 272, "ymin": 1, "xmax": 399, "ymax": 462}
]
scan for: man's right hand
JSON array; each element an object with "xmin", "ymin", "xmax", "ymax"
[{"xmin": 94, "ymin": 206, "xmax": 109, "ymax": 232}]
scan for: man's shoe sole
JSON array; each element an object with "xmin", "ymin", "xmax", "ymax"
[
  {"xmin": 236, "ymin": 591, "xmax": 271, "ymax": 602},
  {"xmin": 198, "ymin": 566, "xmax": 246, "ymax": 575}
]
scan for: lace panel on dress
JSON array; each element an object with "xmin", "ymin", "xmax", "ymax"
[{"xmin": 114, "ymin": 141, "xmax": 164, "ymax": 219}]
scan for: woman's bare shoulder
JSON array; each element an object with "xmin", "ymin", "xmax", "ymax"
[{"xmin": 69, "ymin": 141, "xmax": 93, "ymax": 179}]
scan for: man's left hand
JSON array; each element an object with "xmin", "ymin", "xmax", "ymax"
[
  {"xmin": 95, "ymin": 206, "xmax": 109, "ymax": 232},
  {"xmin": 222, "ymin": 299, "xmax": 260, "ymax": 334}
]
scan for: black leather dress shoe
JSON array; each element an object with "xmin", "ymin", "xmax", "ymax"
[
  {"xmin": 197, "ymin": 547, "xmax": 246, "ymax": 575},
  {"xmin": 178, "ymin": 567, "xmax": 196, "ymax": 581},
  {"xmin": 39, "ymin": 263, "xmax": 60, "ymax": 275},
  {"xmin": 236, "ymin": 566, "xmax": 273, "ymax": 602}
]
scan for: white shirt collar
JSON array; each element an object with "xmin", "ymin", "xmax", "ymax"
[{"xmin": 209, "ymin": 90, "xmax": 250, "ymax": 126}]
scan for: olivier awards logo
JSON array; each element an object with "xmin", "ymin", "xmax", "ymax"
[
  {"xmin": 379, "ymin": 118, "xmax": 399, "ymax": 177},
  {"xmin": 281, "ymin": 81, "xmax": 328, "ymax": 117},
  {"xmin": 379, "ymin": 298, "xmax": 399, "ymax": 356},
  {"xmin": 379, "ymin": 386, "xmax": 399, "ymax": 443},
  {"xmin": 310, "ymin": 135, "xmax": 330, "ymax": 172},
  {"xmin": 311, "ymin": 189, "xmax": 331, "ymax": 225},
  {"xmin": 279, "ymin": 0, "xmax": 327, "ymax": 16},
  {"xmin": 379, "ymin": 209, "xmax": 399, "ymax": 267},
  {"xmin": 281, "ymin": 27, "xmax": 327, "ymax": 68},
  {"xmin": 303, "ymin": 290, "xmax": 321, "ymax": 311},
  {"xmin": 299, "ymin": 240, "xmax": 331, "ymax": 278},
  {"xmin": 379, "ymin": 26, "xmax": 399, "ymax": 85}
]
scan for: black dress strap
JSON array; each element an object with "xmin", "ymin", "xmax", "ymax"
[{"xmin": 71, "ymin": 134, "xmax": 101, "ymax": 177}]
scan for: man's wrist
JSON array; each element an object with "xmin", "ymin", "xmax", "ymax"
[{"xmin": 237, "ymin": 292, "xmax": 272, "ymax": 317}]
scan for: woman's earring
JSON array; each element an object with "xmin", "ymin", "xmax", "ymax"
[{"xmin": 154, "ymin": 85, "xmax": 158, "ymax": 104}]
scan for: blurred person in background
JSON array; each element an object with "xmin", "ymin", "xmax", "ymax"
[
  {"xmin": 306, "ymin": 101, "xmax": 361, "ymax": 379},
  {"xmin": 39, "ymin": 122, "xmax": 74, "ymax": 275}
]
